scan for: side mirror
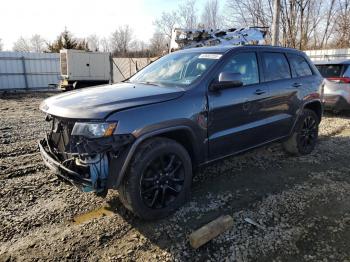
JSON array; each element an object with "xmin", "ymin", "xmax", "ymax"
[{"xmin": 210, "ymin": 72, "xmax": 243, "ymax": 91}]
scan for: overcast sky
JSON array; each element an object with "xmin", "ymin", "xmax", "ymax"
[{"xmin": 0, "ymin": 0, "xmax": 208, "ymax": 50}]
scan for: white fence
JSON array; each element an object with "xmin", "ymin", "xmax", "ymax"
[
  {"xmin": 305, "ymin": 49, "xmax": 350, "ymax": 61},
  {"xmin": 0, "ymin": 51, "xmax": 155, "ymax": 90},
  {"xmin": 7, "ymin": 49, "xmax": 350, "ymax": 90},
  {"xmin": 0, "ymin": 52, "xmax": 60, "ymax": 90}
]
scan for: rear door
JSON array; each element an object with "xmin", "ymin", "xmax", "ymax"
[
  {"xmin": 89, "ymin": 53, "xmax": 109, "ymax": 80},
  {"xmin": 208, "ymin": 51, "xmax": 271, "ymax": 159},
  {"xmin": 259, "ymin": 52, "xmax": 299, "ymax": 138},
  {"xmin": 70, "ymin": 52, "xmax": 90, "ymax": 80},
  {"xmin": 286, "ymin": 52, "xmax": 317, "ymax": 111}
]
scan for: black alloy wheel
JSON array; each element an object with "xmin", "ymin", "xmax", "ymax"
[
  {"xmin": 118, "ymin": 137, "xmax": 192, "ymax": 220},
  {"xmin": 283, "ymin": 108, "xmax": 319, "ymax": 155},
  {"xmin": 140, "ymin": 154, "xmax": 185, "ymax": 209},
  {"xmin": 298, "ymin": 115, "xmax": 318, "ymax": 152}
]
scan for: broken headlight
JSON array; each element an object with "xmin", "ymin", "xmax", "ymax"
[{"xmin": 71, "ymin": 122, "xmax": 117, "ymax": 139}]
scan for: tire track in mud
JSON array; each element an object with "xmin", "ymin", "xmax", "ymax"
[
  {"xmin": 1, "ymin": 152, "xmax": 39, "ymax": 160},
  {"xmin": 2, "ymin": 164, "xmax": 46, "ymax": 179},
  {"xmin": 0, "ymin": 149, "xmax": 43, "ymax": 179},
  {"xmin": 0, "ymin": 146, "xmax": 39, "ymax": 158}
]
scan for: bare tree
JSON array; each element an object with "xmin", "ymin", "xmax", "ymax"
[
  {"xmin": 150, "ymin": 32, "xmax": 168, "ymax": 55},
  {"xmin": 13, "ymin": 37, "xmax": 31, "ymax": 52},
  {"xmin": 110, "ymin": 25, "xmax": 133, "ymax": 56},
  {"xmin": 13, "ymin": 35, "xmax": 47, "ymax": 52},
  {"xmin": 318, "ymin": 0, "xmax": 337, "ymax": 48},
  {"xmin": 201, "ymin": 0, "xmax": 221, "ymax": 29},
  {"xmin": 225, "ymin": 0, "xmax": 340, "ymax": 49},
  {"xmin": 87, "ymin": 34, "xmax": 100, "ymax": 51},
  {"xmin": 130, "ymin": 40, "xmax": 148, "ymax": 52},
  {"xmin": 0, "ymin": 38, "xmax": 3, "ymax": 51},
  {"xmin": 138, "ymin": 41, "xmax": 148, "ymax": 52},
  {"xmin": 279, "ymin": 0, "xmax": 331, "ymax": 49},
  {"xmin": 30, "ymin": 34, "xmax": 46, "ymax": 52},
  {"xmin": 154, "ymin": 11, "xmax": 179, "ymax": 39},
  {"xmin": 333, "ymin": 0, "xmax": 350, "ymax": 48},
  {"xmin": 100, "ymin": 37, "xmax": 111, "ymax": 52},
  {"xmin": 178, "ymin": 0, "xmax": 198, "ymax": 28},
  {"xmin": 225, "ymin": 0, "xmax": 273, "ymax": 29}
]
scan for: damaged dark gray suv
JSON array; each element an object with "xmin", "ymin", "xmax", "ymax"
[{"xmin": 39, "ymin": 45, "xmax": 324, "ymax": 219}]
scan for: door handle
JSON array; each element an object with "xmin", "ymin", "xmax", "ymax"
[
  {"xmin": 254, "ymin": 89, "xmax": 266, "ymax": 95},
  {"xmin": 292, "ymin": 83, "xmax": 302, "ymax": 88}
]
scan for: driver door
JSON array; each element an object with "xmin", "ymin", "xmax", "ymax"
[{"xmin": 208, "ymin": 51, "xmax": 270, "ymax": 159}]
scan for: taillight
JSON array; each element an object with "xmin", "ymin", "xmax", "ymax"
[{"xmin": 327, "ymin": 77, "xmax": 350, "ymax": 83}]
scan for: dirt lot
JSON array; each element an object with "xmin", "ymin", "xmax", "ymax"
[{"xmin": 1, "ymin": 92, "xmax": 350, "ymax": 262}]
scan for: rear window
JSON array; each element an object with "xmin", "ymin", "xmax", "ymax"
[
  {"xmin": 262, "ymin": 52, "xmax": 291, "ymax": 82},
  {"xmin": 316, "ymin": 64, "xmax": 348, "ymax": 78},
  {"xmin": 287, "ymin": 54, "xmax": 313, "ymax": 77}
]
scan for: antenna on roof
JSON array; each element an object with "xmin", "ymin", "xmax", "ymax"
[{"xmin": 169, "ymin": 27, "xmax": 268, "ymax": 53}]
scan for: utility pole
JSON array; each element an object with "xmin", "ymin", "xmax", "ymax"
[{"xmin": 271, "ymin": 0, "xmax": 281, "ymax": 46}]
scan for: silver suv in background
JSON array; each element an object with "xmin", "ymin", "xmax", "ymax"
[{"xmin": 315, "ymin": 60, "xmax": 350, "ymax": 112}]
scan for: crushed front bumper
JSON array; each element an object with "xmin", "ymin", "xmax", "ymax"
[{"xmin": 38, "ymin": 139, "xmax": 93, "ymax": 190}]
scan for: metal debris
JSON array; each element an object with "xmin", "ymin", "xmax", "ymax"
[
  {"xmin": 244, "ymin": 218, "xmax": 266, "ymax": 230},
  {"xmin": 169, "ymin": 27, "xmax": 267, "ymax": 52}
]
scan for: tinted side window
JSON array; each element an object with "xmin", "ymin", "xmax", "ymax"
[
  {"xmin": 262, "ymin": 52, "xmax": 291, "ymax": 82},
  {"xmin": 288, "ymin": 54, "xmax": 313, "ymax": 77},
  {"xmin": 222, "ymin": 52, "xmax": 259, "ymax": 86}
]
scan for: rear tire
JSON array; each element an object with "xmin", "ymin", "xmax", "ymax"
[
  {"xmin": 119, "ymin": 137, "xmax": 192, "ymax": 220},
  {"xmin": 283, "ymin": 109, "xmax": 319, "ymax": 155}
]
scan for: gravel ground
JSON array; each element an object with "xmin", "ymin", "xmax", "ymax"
[{"xmin": 0, "ymin": 92, "xmax": 350, "ymax": 262}]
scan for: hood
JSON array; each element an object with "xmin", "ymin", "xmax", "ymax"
[{"xmin": 40, "ymin": 83, "xmax": 185, "ymax": 119}]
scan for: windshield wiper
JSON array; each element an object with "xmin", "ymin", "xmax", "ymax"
[{"xmin": 133, "ymin": 81, "xmax": 160, "ymax": 86}]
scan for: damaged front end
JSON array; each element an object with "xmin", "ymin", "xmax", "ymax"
[{"xmin": 39, "ymin": 115, "xmax": 134, "ymax": 195}]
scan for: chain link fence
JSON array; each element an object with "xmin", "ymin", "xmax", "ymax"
[{"xmin": 112, "ymin": 57, "xmax": 155, "ymax": 83}]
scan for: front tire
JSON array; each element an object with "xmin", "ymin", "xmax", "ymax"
[
  {"xmin": 119, "ymin": 137, "xmax": 192, "ymax": 220},
  {"xmin": 283, "ymin": 109, "xmax": 319, "ymax": 155}
]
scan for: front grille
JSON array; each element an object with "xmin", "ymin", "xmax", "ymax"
[
  {"xmin": 48, "ymin": 117, "xmax": 75, "ymax": 161},
  {"xmin": 45, "ymin": 117, "xmax": 135, "ymax": 159}
]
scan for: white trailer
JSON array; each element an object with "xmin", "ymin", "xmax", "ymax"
[{"xmin": 59, "ymin": 49, "xmax": 112, "ymax": 90}]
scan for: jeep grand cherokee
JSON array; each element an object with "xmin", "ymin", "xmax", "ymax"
[{"xmin": 39, "ymin": 46, "xmax": 324, "ymax": 219}]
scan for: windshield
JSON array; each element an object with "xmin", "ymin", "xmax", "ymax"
[{"xmin": 129, "ymin": 52, "xmax": 222, "ymax": 86}]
